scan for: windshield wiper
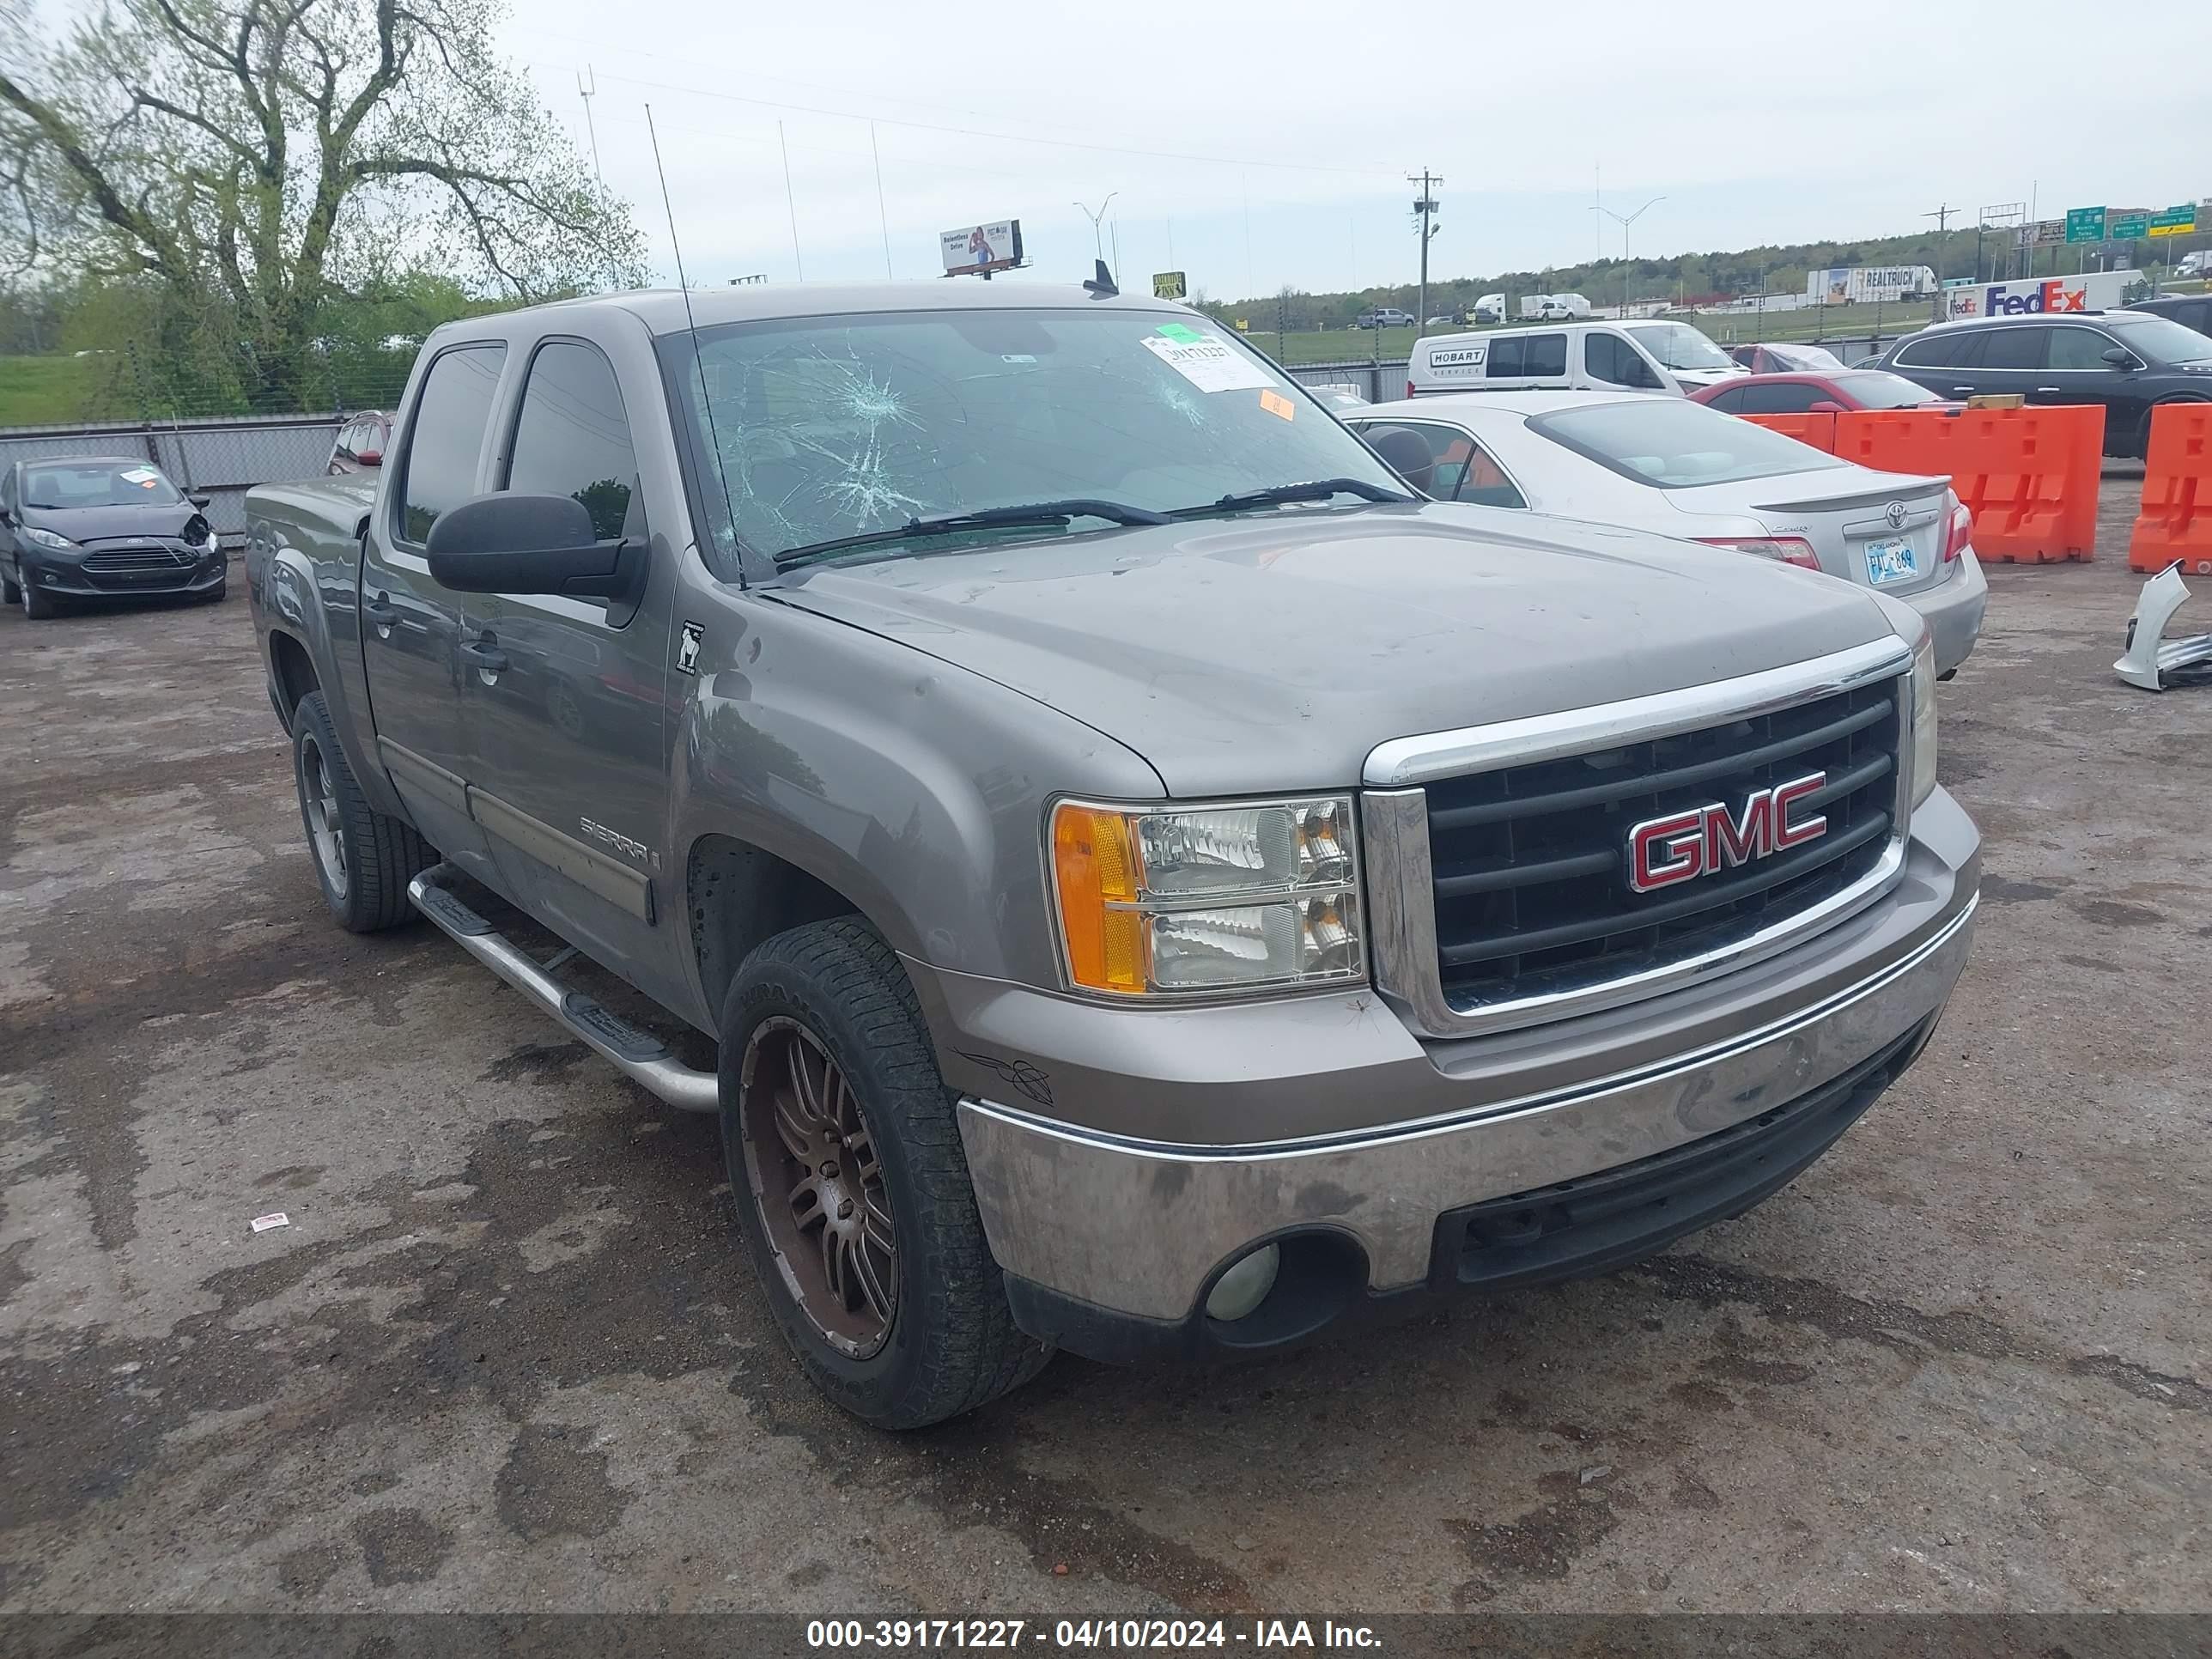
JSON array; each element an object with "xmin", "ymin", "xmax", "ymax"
[
  {"xmin": 1172, "ymin": 478, "xmax": 1414, "ymax": 518},
  {"xmin": 772, "ymin": 499, "xmax": 1170, "ymax": 569}
]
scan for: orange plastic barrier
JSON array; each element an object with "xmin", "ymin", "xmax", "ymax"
[
  {"xmin": 1828, "ymin": 405, "xmax": 2104, "ymax": 563},
  {"xmin": 2129, "ymin": 404, "xmax": 2212, "ymax": 575},
  {"xmin": 1741, "ymin": 411, "xmax": 1838, "ymax": 453}
]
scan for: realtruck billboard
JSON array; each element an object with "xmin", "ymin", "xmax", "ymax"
[{"xmin": 1941, "ymin": 270, "xmax": 2143, "ymax": 320}]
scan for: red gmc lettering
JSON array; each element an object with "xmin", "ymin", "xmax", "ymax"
[{"xmin": 1628, "ymin": 772, "xmax": 1829, "ymax": 895}]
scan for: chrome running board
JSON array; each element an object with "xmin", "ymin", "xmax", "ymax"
[{"xmin": 408, "ymin": 863, "xmax": 719, "ymax": 1114}]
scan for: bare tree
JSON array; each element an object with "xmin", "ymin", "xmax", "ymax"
[{"xmin": 0, "ymin": 0, "xmax": 645, "ymax": 404}]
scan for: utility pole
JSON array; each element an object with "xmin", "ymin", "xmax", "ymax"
[
  {"xmin": 1409, "ymin": 170, "xmax": 1442, "ymax": 338},
  {"xmin": 1924, "ymin": 203, "xmax": 1956, "ymax": 323}
]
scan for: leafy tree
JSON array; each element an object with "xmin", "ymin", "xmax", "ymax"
[{"xmin": 0, "ymin": 0, "xmax": 646, "ymax": 410}]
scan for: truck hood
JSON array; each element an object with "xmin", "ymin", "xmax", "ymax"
[{"xmin": 770, "ymin": 502, "xmax": 1905, "ymax": 795}]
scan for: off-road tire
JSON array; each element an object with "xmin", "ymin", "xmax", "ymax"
[
  {"xmin": 720, "ymin": 918, "xmax": 1049, "ymax": 1428},
  {"xmin": 291, "ymin": 690, "xmax": 433, "ymax": 933}
]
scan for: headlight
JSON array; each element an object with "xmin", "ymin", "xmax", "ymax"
[
  {"xmin": 1048, "ymin": 797, "xmax": 1365, "ymax": 997},
  {"xmin": 19, "ymin": 526, "xmax": 76, "ymax": 551},
  {"xmin": 1908, "ymin": 634, "xmax": 1938, "ymax": 809}
]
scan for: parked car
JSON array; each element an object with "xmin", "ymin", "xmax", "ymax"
[
  {"xmin": 1472, "ymin": 292, "xmax": 1506, "ymax": 324},
  {"xmin": 1347, "ymin": 389, "xmax": 1985, "ymax": 675},
  {"xmin": 2125, "ymin": 292, "xmax": 2212, "ymax": 337},
  {"xmin": 1408, "ymin": 319, "xmax": 1745, "ymax": 398},
  {"xmin": 1353, "ymin": 307, "xmax": 1414, "ymax": 329},
  {"xmin": 1691, "ymin": 369, "xmax": 1962, "ymax": 416},
  {"xmin": 246, "ymin": 283, "xmax": 1977, "ymax": 1428},
  {"xmin": 1875, "ymin": 310, "xmax": 2212, "ymax": 456},
  {"xmin": 1729, "ymin": 342, "xmax": 1849, "ymax": 375},
  {"xmin": 0, "ymin": 455, "xmax": 224, "ymax": 619},
  {"xmin": 327, "ymin": 411, "xmax": 392, "ymax": 475},
  {"xmin": 1304, "ymin": 382, "xmax": 1370, "ymax": 411}
]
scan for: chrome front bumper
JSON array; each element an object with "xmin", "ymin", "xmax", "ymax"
[{"xmin": 956, "ymin": 867, "xmax": 1975, "ymax": 1326}]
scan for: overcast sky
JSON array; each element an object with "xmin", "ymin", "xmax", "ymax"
[{"xmin": 499, "ymin": 0, "xmax": 2212, "ymax": 301}]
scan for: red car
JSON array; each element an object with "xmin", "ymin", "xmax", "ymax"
[
  {"xmin": 1690, "ymin": 370, "xmax": 1962, "ymax": 417},
  {"xmin": 326, "ymin": 411, "xmax": 392, "ymax": 475}
]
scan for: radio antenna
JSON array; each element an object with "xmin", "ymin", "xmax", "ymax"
[{"xmin": 646, "ymin": 102, "xmax": 744, "ymax": 588}]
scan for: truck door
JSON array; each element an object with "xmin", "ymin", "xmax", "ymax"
[
  {"xmin": 361, "ymin": 341, "xmax": 506, "ymax": 872},
  {"xmin": 456, "ymin": 334, "xmax": 681, "ymax": 994}
]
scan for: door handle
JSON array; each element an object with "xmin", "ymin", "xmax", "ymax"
[
  {"xmin": 364, "ymin": 592, "xmax": 396, "ymax": 629},
  {"xmin": 1951, "ymin": 386, "xmax": 1974, "ymax": 396},
  {"xmin": 462, "ymin": 634, "xmax": 508, "ymax": 675},
  {"xmin": 2035, "ymin": 386, "xmax": 2062, "ymax": 394}
]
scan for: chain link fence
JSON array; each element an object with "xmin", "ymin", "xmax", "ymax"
[{"xmin": 0, "ymin": 411, "xmax": 349, "ymax": 549}]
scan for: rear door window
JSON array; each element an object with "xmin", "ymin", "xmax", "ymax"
[
  {"xmin": 1979, "ymin": 326, "xmax": 2046, "ymax": 371},
  {"xmin": 1702, "ymin": 386, "xmax": 1745, "ymax": 413},
  {"xmin": 1523, "ymin": 333, "xmax": 1568, "ymax": 376},
  {"xmin": 1736, "ymin": 382, "xmax": 1824, "ymax": 414},
  {"xmin": 1894, "ymin": 330, "xmax": 1986, "ymax": 369},
  {"xmin": 398, "ymin": 344, "xmax": 507, "ymax": 544},
  {"xmin": 1486, "ymin": 337, "xmax": 1526, "ymax": 377}
]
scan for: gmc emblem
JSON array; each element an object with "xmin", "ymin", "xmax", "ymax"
[{"xmin": 1627, "ymin": 772, "xmax": 1829, "ymax": 894}]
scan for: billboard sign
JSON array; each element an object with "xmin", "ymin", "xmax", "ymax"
[
  {"xmin": 1152, "ymin": 270, "xmax": 1188, "ymax": 301},
  {"xmin": 2017, "ymin": 219, "xmax": 2065, "ymax": 249},
  {"xmin": 1808, "ymin": 265, "xmax": 1936, "ymax": 305},
  {"xmin": 940, "ymin": 220, "xmax": 1024, "ymax": 276},
  {"xmin": 2065, "ymin": 206, "xmax": 2106, "ymax": 244}
]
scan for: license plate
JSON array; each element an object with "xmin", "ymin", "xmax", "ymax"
[{"xmin": 1863, "ymin": 536, "xmax": 1919, "ymax": 586}]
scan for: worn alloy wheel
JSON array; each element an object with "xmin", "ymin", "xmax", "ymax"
[
  {"xmin": 299, "ymin": 732, "xmax": 350, "ymax": 903},
  {"xmin": 738, "ymin": 1015, "xmax": 898, "ymax": 1358}
]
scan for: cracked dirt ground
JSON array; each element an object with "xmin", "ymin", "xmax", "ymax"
[{"xmin": 1, "ymin": 488, "xmax": 2206, "ymax": 1614}]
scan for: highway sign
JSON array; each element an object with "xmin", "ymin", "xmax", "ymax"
[
  {"xmin": 2107, "ymin": 210, "xmax": 2150, "ymax": 240},
  {"xmin": 2147, "ymin": 204, "xmax": 2197, "ymax": 239},
  {"xmin": 2064, "ymin": 206, "xmax": 2106, "ymax": 244}
]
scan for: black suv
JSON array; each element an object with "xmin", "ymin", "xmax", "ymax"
[
  {"xmin": 1877, "ymin": 310, "xmax": 2212, "ymax": 456},
  {"xmin": 2127, "ymin": 292, "xmax": 2212, "ymax": 337}
]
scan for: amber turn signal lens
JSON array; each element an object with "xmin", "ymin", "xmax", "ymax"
[{"xmin": 1051, "ymin": 804, "xmax": 1146, "ymax": 994}]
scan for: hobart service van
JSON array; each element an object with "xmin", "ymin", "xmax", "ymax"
[{"xmin": 1408, "ymin": 319, "xmax": 1747, "ymax": 398}]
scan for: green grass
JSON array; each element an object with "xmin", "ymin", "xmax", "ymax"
[{"xmin": 0, "ymin": 355, "xmax": 102, "ymax": 426}]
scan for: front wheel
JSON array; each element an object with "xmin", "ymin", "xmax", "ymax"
[
  {"xmin": 290, "ymin": 690, "xmax": 434, "ymax": 933},
  {"xmin": 720, "ymin": 919, "xmax": 1048, "ymax": 1429},
  {"xmin": 21, "ymin": 577, "xmax": 58, "ymax": 620}
]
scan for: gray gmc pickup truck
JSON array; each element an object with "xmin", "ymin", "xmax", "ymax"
[{"xmin": 246, "ymin": 283, "xmax": 1979, "ymax": 1428}]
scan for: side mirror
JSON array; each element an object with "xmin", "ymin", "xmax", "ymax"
[
  {"xmin": 189, "ymin": 493, "xmax": 212, "ymax": 510},
  {"xmin": 1808, "ymin": 400, "xmax": 1846, "ymax": 415},
  {"xmin": 2101, "ymin": 347, "xmax": 2137, "ymax": 369},
  {"xmin": 1359, "ymin": 424, "xmax": 1437, "ymax": 494},
  {"xmin": 425, "ymin": 492, "xmax": 632, "ymax": 597},
  {"xmin": 355, "ymin": 449, "xmax": 383, "ymax": 468}
]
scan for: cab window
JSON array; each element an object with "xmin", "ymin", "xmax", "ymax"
[
  {"xmin": 506, "ymin": 341, "xmax": 641, "ymax": 541},
  {"xmin": 398, "ymin": 344, "xmax": 506, "ymax": 544}
]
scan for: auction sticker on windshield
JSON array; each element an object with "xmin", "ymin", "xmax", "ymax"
[
  {"xmin": 1142, "ymin": 329, "xmax": 1275, "ymax": 393},
  {"xmin": 1863, "ymin": 536, "xmax": 1918, "ymax": 585}
]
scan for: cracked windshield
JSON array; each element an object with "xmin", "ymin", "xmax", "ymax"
[{"xmin": 672, "ymin": 307, "xmax": 1404, "ymax": 565}]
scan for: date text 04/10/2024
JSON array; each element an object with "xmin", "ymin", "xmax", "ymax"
[{"xmin": 805, "ymin": 1620, "xmax": 1382, "ymax": 1650}]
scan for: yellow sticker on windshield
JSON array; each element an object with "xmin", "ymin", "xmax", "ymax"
[{"xmin": 1259, "ymin": 389, "xmax": 1295, "ymax": 422}]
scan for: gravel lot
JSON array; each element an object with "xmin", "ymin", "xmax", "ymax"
[{"xmin": 2, "ymin": 482, "xmax": 2206, "ymax": 1616}]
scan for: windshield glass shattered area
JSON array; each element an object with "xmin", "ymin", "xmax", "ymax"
[{"xmin": 667, "ymin": 307, "xmax": 1403, "ymax": 566}]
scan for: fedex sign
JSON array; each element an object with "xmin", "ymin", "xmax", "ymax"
[{"xmin": 1945, "ymin": 269, "xmax": 2141, "ymax": 321}]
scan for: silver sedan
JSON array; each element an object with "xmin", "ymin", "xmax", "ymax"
[{"xmin": 1348, "ymin": 390, "xmax": 1988, "ymax": 675}]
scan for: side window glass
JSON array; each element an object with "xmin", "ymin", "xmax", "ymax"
[
  {"xmin": 1741, "ymin": 383, "xmax": 1820, "ymax": 414},
  {"xmin": 2047, "ymin": 327, "xmax": 2114, "ymax": 371},
  {"xmin": 1486, "ymin": 337, "xmax": 1526, "ymax": 377},
  {"xmin": 1524, "ymin": 333, "xmax": 1568, "ymax": 376},
  {"xmin": 398, "ymin": 345, "xmax": 506, "ymax": 544},
  {"xmin": 1586, "ymin": 332, "xmax": 1623, "ymax": 384},
  {"xmin": 1457, "ymin": 440, "xmax": 1528, "ymax": 509},
  {"xmin": 1980, "ymin": 327, "xmax": 2045, "ymax": 371},
  {"xmin": 507, "ymin": 342, "xmax": 641, "ymax": 541},
  {"xmin": 1705, "ymin": 387, "xmax": 1742, "ymax": 413}
]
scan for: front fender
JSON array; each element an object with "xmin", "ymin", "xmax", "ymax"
[{"xmin": 668, "ymin": 589, "xmax": 1164, "ymax": 994}]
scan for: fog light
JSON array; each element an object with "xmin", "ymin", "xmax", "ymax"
[{"xmin": 1204, "ymin": 1243, "xmax": 1280, "ymax": 1322}]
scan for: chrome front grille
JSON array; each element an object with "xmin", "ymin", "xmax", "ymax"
[{"xmin": 1361, "ymin": 640, "xmax": 1916, "ymax": 1039}]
